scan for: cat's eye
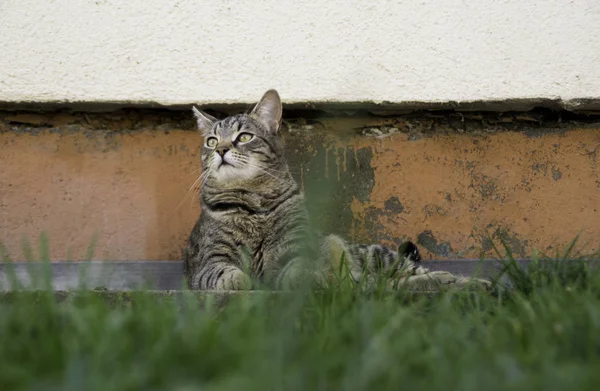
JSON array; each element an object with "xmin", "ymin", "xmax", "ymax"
[
  {"xmin": 206, "ymin": 137, "xmax": 218, "ymax": 148},
  {"xmin": 237, "ymin": 133, "xmax": 254, "ymax": 143}
]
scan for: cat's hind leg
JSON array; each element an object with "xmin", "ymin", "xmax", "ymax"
[
  {"xmin": 320, "ymin": 235, "xmax": 422, "ymax": 283},
  {"xmin": 321, "ymin": 235, "xmax": 491, "ymax": 291},
  {"xmin": 393, "ymin": 271, "xmax": 492, "ymax": 291}
]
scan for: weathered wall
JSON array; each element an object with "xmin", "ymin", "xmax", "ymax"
[
  {"xmin": 1, "ymin": 111, "xmax": 598, "ymax": 261},
  {"xmin": 1, "ymin": 0, "xmax": 599, "ymax": 106}
]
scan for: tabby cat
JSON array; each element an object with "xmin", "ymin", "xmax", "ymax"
[{"xmin": 183, "ymin": 90, "xmax": 488, "ymax": 291}]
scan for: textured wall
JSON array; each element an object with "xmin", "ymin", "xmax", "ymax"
[
  {"xmin": 1, "ymin": 0, "xmax": 599, "ymax": 105},
  {"xmin": 1, "ymin": 112, "xmax": 599, "ymax": 261}
]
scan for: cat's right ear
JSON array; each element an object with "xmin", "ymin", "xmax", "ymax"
[
  {"xmin": 250, "ymin": 89, "xmax": 282, "ymax": 133},
  {"xmin": 192, "ymin": 106, "xmax": 217, "ymax": 134}
]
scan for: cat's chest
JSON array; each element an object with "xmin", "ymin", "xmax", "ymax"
[{"xmin": 210, "ymin": 210, "xmax": 272, "ymax": 238}]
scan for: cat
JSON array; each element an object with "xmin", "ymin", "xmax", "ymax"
[{"xmin": 182, "ymin": 89, "xmax": 490, "ymax": 291}]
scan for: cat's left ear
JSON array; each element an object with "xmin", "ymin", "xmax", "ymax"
[
  {"xmin": 250, "ymin": 89, "xmax": 282, "ymax": 133},
  {"xmin": 192, "ymin": 106, "xmax": 217, "ymax": 135}
]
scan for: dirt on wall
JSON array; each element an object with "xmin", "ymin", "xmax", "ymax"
[{"xmin": 0, "ymin": 109, "xmax": 599, "ymax": 261}]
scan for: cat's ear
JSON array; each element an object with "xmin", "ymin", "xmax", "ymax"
[
  {"xmin": 192, "ymin": 106, "xmax": 217, "ymax": 134},
  {"xmin": 250, "ymin": 89, "xmax": 282, "ymax": 133}
]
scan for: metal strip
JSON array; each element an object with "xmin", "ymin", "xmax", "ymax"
[{"xmin": 0, "ymin": 259, "xmax": 596, "ymax": 291}]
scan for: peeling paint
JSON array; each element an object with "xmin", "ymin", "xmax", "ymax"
[
  {"xmin": 417, "ymin": 230, "xmax": 455, "ymax": 257},
  {"xmin": 341, "ymin": 128, "xmax": 600, "ymax": 260},
  {"xmin": 480, "ymin": 227, "xmax": 529, "ymax": 258},
  {"xmin": 384, "ymin": 197, "xmax": 405, "ymax": 214},
  {"xmin": 552, "ymin": 166, "xmax": 563, "ymax": 181}
]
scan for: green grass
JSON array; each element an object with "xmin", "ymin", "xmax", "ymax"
[{"xmin": 2, "ymin": 252, "xmax": 600, "ymax": 391}]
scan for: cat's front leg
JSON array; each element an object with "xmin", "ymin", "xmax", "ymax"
[{"xmin": 191, "ymin": 261, "xmax": 252, "ymax": 290}]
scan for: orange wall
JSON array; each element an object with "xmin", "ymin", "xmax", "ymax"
[{"xmin": 1, "ymin": 114, "xmax": 599, "ymax": 261}]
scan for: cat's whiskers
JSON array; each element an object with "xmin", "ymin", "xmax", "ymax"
[
  {"xmin": 187, "ymin": 167, "xmax": 202, "ymax": 176},
  {"xmin": 176, "ymin": 172, "xmax": 206, "ymax": 211},
  {"xmin": 194, "ymin": 170, "xmax": 211, "ymax": 197},
  {"xmin": 225, "ymin": 152, "xmax": 294, "ymax": 175},
  {"xmin": 250, "ymin": 158, "xmax": 300, "ymax": 175},
  {"xmin": 236, "ymin": 158, "xmax": 290, "ymax": 183},
  {"xmin": 197, "ymin": 157, "xmax": 216, "ymax": 192},
  {"xmin": 253, "ymin": 161, "xmax": 295, "ymax": 175},
  {"xmin": 238, "ymin": 157, "xmax": 293, "ymax": 178},
  {"xmin": 176, "ymin": 157, "xmax": 215, "ymax": 211}
]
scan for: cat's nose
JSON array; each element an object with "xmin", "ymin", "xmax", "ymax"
[{"xmin": 216, "ymin": 147, "xmax": 229, "ymax": 157}]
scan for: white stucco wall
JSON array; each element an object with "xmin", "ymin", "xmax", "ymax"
[{"xmin": 1, "ymin": 0, "xmax": 599, "ymax": 106}]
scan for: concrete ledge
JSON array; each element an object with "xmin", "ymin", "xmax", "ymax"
[
  {"xmin": 0, "ymin": 289, "xmax": 457, "ymax": 309},
  {"xmin": 0, "ymin": 289, "xmax": 288, "ymax": 307},
  {"xmin": 0, "ymin": 259, "xmax": 592, "ymax": 291},
  {"xmin": 2, "ymin": 98, "xmax": 600, "ymax": 115}
]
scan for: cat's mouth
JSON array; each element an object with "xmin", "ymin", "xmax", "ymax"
[
  {"xmin": 214, "ymin": 154, "xmax": 234, "ymax": 169},
  {"xmin": 218, "ymin": 159, "xmax": 243, "ymax": 170}
]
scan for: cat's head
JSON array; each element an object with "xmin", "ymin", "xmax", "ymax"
[{"xmin": 192, "ymin": 90, "xmax": 285, "ymax": 184}]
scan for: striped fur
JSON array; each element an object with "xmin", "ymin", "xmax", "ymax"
[{"xmin": 183, "ymin": 90, "xmax": 428, "ymax": 290}]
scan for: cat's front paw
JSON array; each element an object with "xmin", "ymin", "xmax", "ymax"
[{"xmin": 215, "ymin": 269, "xmax": 252, "ymax": 290}]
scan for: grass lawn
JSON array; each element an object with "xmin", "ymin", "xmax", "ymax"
[{"xmin": 1, "ymin": 252, "xmax": 600, "ymax": 391}]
